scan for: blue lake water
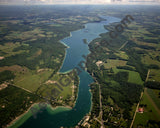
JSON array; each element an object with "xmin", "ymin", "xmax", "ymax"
[{"xmin": 11, "ymin": 16, "xmax": 120, "ymax": 128}]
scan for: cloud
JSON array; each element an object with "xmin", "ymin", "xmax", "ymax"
[{"xmin": 0, "ymin": 0, "xmax": 160, "ymax": 4}]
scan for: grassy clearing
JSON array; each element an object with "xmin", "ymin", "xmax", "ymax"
[
  {"xmin": 27, "ymin": 49, "xmax": 42, "ymax": 60},
  {"xmin": 14, "ymin": 69, "xmax": 53, "ymax": 92},
  {"xmin": 107, "ymin": 96, "xmax": 114, "ymax": 106},
  {"xmin": 136, "ymin": 41, "xmax": 157, "ymax": 47},
  {"xmin": 104, "ymin": 59, "xmax": 127, "ymax": 69},
  {"xmin": 0, "ymin": 65, "xmax": 28, "ymax": 73},
  {"xmin": 148, "ymin": 69, "xmax": 160, "ymax": 82},
  {"xmin": 49, "ymin": 24, "xmax": 62, "ymax": 27},
  {"xmin": 4, "ymin": 28, "xmax": 47, "ymax": 41},
  {"xmin": 147, "ymin": 88, "xmax": 160, "ymax": 110},
  {"xmin": 142, "ymin": 54, "xmax": 160, "ymax": 66},
  {"xmin": 133, "ymin": 88, "xmax": 160, "ymax": 128},
  {"xmin": 125, "ymin": 23, "xmax": 150, "ymax": 39},
  {"xmin": 37, "ymin": 72, "xmax": 75, "ymax": 102},
  {"xmin": 0, "ymin": 42, "xmax": 28, "ymax": 57},
  {"xmin": 114, "ymin": 51, "xmax": 129, "ymax": 60},
  {"xmin": 113, "ymin": 68, "xmax": 144, "ymax": 85}
]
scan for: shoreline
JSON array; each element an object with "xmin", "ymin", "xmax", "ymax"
[
  {"xmin": 7, "ymin": 29, "xmax": 81, "ymax": 128},
  {"xmin": 7, "ymin": 102, "xmax": 72, "ymax": 128},
  {"xmin": 7, "ymin": 103, "xmax": 37, "ymax": 128},
  {"xmin": 7, "ymin": 16, "xmax": 112, "ymax": 128}
]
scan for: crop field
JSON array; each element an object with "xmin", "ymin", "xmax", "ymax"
[{"xmin": 113, "ymin": 68, "xmax": 144, "ymax": 85}]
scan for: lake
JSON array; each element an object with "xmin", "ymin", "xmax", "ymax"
[{"xmin": 9, "ymin": 16, "xmax": 120, "ymax": 128}]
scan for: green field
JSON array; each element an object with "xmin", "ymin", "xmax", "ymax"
[
  {"xmin": 104, "ymin": 59, "xmax": 127, "ymax": 69},
  {"xmin": 0, "ymin": 42, "xmax": 28, "ymax": 57},
  {"xmin": 133, "ymin": 88, "xmax": 160, "ymax": 128},
  {"xmin": 14, "ymin": 69, "xmax": 54, "ymax": 92},
  {"xmin": 114, "ymin": 51, "xmax": 129, "ymax": 60},
  {"xmin": 147, "ymin": 88, "xmax": 160, "ymax": 110},
  {"xmin": 113, "ymin": 68, "xmax": 144, "ymax": 85},
  {"xmin": 148, "ymin": 69, "xmax": 160, "ymax": 82}
]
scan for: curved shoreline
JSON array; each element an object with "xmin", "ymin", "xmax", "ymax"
[
  {"xmin": 7, "ymin": 103, "xmax": 72, "ymax": 128},
  {"xmin": 7, "ymin": 30, "xmax": 81, "ymax": 128},
  {"xmin": 7, "ymin": 16, "xmax": 121, "ymax": 128}
]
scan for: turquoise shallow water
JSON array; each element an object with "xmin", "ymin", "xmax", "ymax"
[{"xmin": 12, "ymin": 16, "xmax": 120, "ymax": 128}]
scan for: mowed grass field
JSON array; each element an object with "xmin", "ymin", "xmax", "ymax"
[
  {"xmin": 113, "ymin": 68, "xmax": 144, "ymax": 85},
  {"xmin": 133, "ymin": 88, "xmax": 160, "ymax": 128}
]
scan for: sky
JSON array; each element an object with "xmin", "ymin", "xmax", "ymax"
[{"xmin": 0, "ymin": 0, "xmax": 160, "ymax": 5}]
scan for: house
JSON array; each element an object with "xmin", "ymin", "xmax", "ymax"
[{"xmin": 138, "ymin": 107, "xmax": 144, "ymax": 113}]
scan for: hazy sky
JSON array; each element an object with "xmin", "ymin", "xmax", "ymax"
[{"xmin": 0, "ymin": 0, "xmax": 160, "ymax": 5}]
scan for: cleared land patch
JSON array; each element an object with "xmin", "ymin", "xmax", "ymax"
[
  {"xmin": 133, "ymin": 88, "xmax": 160, "ymax": 128},
  {"xmin": 114, "ymin": 51, "xmax": 129, "ymax": 60},
  {"xmin": 4, "ymin": 28, "xmax": 46, "ymax": 41},
  {"xmin": 104, "ymin": 59, "xmax": 127, "ymax": 69},
  {"xmin": 0, "ymin": 65, "xmax": 28, "ymax": 73},
  {"xmin": 0, "ymin": 42, "xmax": 28, "ymax": 57},
  {"xmin": 36, "ymin": 72, "xmax": 77, "ymax": 107},
  {"xmin": 148, "ymin": 69, "xmax": 160, "ymax": 82},
  {"xmin": 13, "ymin": 69, "xmax": 53, "ymax": 92},
  {"xmin": 142, "ymin": 54, "xmax": 160, "ymax": 66},
  {"xmin": 113, "ymin": 68, "xmax": 144, "ymax": 85},
  {"xmin": 147, "ymin": 88, "xmax": 160, "ymax": 110}
]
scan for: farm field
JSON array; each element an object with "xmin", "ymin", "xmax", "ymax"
[
  {"xmin": 103, "ymin": 59, "xmax": 127, "ymax": 69},
  {"xmin": 0, "ymin": 4, "xmax": 160, "ymax": 128},
  {"xmin": 0, "ymin": 42, "xmax": 28, "ymax": 57},
  {"xmin": 37, "ymin": 73, "xmax": 74, "ymax": 100},
  {"xmin": 113, "ymin": 68, "xmax": 144, "ymax": 85},
  {"xmin": 13, "ymin": 69, "xmax": 53, "ymax": 92},
  {"xmin": 133, "ymin": 88, "xmax": 160, "ymax": 128},
  {"xmin": 142, "ymin": 54, "xmax": 160, "ymax": 66},
  {"xmin": 148, "ymin": 69, "xmax": 160, "ymax": 82},
  {"xmin": 114, "ymin": 51, "xmax": 129, "ymax": 60},
  {"xmin": 147, "ymin": 88, "xmax": 160, "ymax": 110}
]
